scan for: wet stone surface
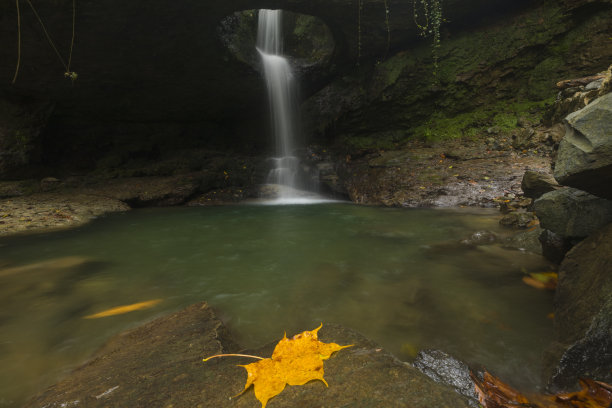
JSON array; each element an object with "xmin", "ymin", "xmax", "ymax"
[{"xmin": 24, "ymin": 302, "xmax": 471, "ymax": 408}]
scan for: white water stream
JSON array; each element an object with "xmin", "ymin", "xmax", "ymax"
[{"xmin": 257, "ymin": 10, "xmax": 328, "ymax": 204}]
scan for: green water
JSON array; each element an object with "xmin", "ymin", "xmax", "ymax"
[{"xmin": 0, "ymin": 204, "xmax": 553, "ymax": 406}]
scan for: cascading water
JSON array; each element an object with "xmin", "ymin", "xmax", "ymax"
[{"xmin": 257, "ymin": 10, "xmax": 322, "ymax": 203}]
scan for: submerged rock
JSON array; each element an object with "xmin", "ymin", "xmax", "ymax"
[
  {"xmin": 504, "ymin": 226, "xmax": 543, "ymax": 254},
  {"xmin": 499, "ymin": 211, "xmax": 537, "ymax": 229},
  {"xmin": 24, "ymin": 302, "xmax": 471, "ymax": 408},
  {"xmin": 554, "ymin": 93, "xmax": 612, "ymax": 199},
  {"xmin": 546, "ymin": 223, "xmax": 612, "ymax": 391}
]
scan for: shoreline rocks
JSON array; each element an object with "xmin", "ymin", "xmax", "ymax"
[
  {"xmin": 545, "ymin": 223, "xmax": 612, "ymax": 391},
  {"xmin": 553, "ymin": 93, "xmax": 612, "ymax": 200}
]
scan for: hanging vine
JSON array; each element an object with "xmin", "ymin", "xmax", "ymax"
[
  {"xmin": 12, "ymin": 0, "xmax": 21, "ymax": 84},
  {"xmin": 383, "ymin": 0, "xmax": 390, "ymax": 59},
  {"xmin": 357, "ymin": 0, "xmax": 363, "ymax": 65},
  {"xmin": 11, "ymin": 0, "xmax": 78, "ymax": 84},
  {"xmin": 413, "ymin": 0, "xmax": 442, "ymax": 77}
]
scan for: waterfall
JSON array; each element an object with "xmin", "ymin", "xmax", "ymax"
[{"xmin": 257, "ymin": 10, "xmax": 316, "ymax": 202}]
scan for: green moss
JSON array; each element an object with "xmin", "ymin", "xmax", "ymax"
[
  {"xmin": 528, "ymin": 56, "xmax": 564, "ymax": 99},
  {"xmin": 340, "ymin": 130, "xmax": 406, "ymax": 151},
  {"xmin": 412, "ymin": 97, "xmax": 555, "ymax": 141},
  {"xmin": 492, "ymin": 112, "xmax": 518, "ymax": 131}
]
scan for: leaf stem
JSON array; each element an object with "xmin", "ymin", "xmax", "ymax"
[{"xmin": 203, "ymin": 353, "xmax": 264, "ymax": 362}]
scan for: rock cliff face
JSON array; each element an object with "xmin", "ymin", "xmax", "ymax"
[{"xmin": 1, "ymin": 0, "xmax": 610, "ymax": 178}]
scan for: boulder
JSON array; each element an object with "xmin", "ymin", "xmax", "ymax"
[
  {"xmin": 533, "ymin": 187, "xmax": 612, "ymax": 240},
  {"xmin": 554, "ymin": 93, "xmax": 612, "ymax": 199},
  {"xmin": 25, "ymin": 302, "xmax": 471, "ymax": 408},
  {"xmin": 546, "ymin": 223, "xmax": 612, "ymax": 391},
  {"xmin": 521, "ymin": 170, "xmax": 560, "ymax": 200}
]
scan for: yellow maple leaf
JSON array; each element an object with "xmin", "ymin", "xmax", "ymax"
[{"xmin": 204, "ymin": 324, "xmax": 352, "ymax": 407}]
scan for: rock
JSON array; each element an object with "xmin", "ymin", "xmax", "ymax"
[
  {"xmin": 553, "ymin": 93, "xmax": 612, "ymax": 199},
  {"xmin": 0, "ymin": 192, "xmax": 129, "ymax": 236},
  {"xmin": 504, "ymin": 225, "xmax": 543, "ymax": 254},
  {"xmin": 24, "ymin": 302, "xmax": 471, "ymax": 408},
  {"xmin": 82, "ymin": 175, "xmax": 202, "ymax": 207},
  {"xmin": 521, "ymin": 170, "xmax": 560, "ymax": 199},
  {"xmin": 413, "ymin": 349, "xmax": 481, "ymax": 408},
  {"xmin": 499, "ymin": 211, "xmax": 536, "ymax": 229},
  {"xmin": 459, "ymin": 230, "xmax": 498, "ymax": 246},
  {"xmin": 0, "ymin": 98, "xmax": 54, "ymax": 178},
  {"xmin": 511, "ymin": 128, "xmax": 536, "ymax": 150},
  {"xmin": 538, "ymin": 229, "xmax": 572, "ymax": 264},
  {"xmin": 499, "ymin": 196, "xmax": 533, "ymax": 214},
  {"xmin": 533, "ymin": 187, "xmax": 612, "ymax": 240},
  {"xmin": 546, "ymin": 223, "xmax": 612, "ymax": 391},
  {"xmin": 584, "ymin": 78, "xmax": 604, "ymax": 91}
]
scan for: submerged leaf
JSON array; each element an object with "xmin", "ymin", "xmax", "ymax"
[
  {"xmin": 83, "ymin": 299, "xmax": 162, "ymax": 319},
  {"xmin": 523, "ymin": 272, "xmax": 557, "ymax": 290}
]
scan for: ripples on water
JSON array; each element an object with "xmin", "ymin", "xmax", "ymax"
[{"xmin": 0, "ymin": 204, "xmax": 553, "ymax": 406}]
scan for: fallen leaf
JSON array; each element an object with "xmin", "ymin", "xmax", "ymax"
[
  {"xmin": 84, "ymin": 299, "xmax": 162, "ymax": 319},
  {"xmin": 523, "ymin": 272, "xmax": 557, "ymax": 290},
  {"xmin": 471, "ymin": 370, "xmax": 612, "ymax": 408},
  {"xmin": 205, "ymin": 324, "xmax": 351, "ymax": 408}
]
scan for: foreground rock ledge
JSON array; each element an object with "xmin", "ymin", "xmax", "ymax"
[{"xmin": 25, "ymin": 302, "xmax": 470, "ymax": 408}]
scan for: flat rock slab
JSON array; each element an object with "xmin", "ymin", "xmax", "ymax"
[
  {"xmin": 24, "ymin": 302, "xmax": 470, "ymax": 408},
  {"xmin": 341, "ymin": 140, "xmax": 551, "ymax": 207},
  {"xmin": 0, "ymin": 193, "xmax": 129, "ymax": 236}
]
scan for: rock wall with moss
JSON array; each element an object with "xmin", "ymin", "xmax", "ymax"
[
  {"xmin": 0, "ymin": 0, "xmax": 610, "ymax": 178},
  {"xmin": 302, "ymin": 0, "xmax": 612, "ymax": 150}
]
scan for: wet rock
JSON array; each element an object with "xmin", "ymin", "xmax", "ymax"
[
  {"xmin": 533, "ymin": 187, "xmax": 612, "ymax": 240},
  {"xmin": 499, "ymin": 211, "xmax": 536, "ymax": 229},
  {"xmin": 504, "ymin": 225, "xmax": 543, "ymax": 254},
  {"xmin": 337, "ymin": 138, "xmax": 551, "ymax": 208},
  {"xmin": 521, "ymin": 170, "xmax": 560, "ymax": 200},
  {"xmin": 0, "ymin": 192, "xmax": 129, "ymax": 236},
  {"xmin": 499, "ymin": 196, "xmax": 533, "ymax": 214},
  {"xmin": 460, "ymin": 230, "xmax": 498, "ymax": 247},
  {"xmin": 187, "ymin": 186, "xmax": 257, "ymax": 206},
  {"xmin": 554, "ymin": 93, "xmax": 612, "ymax": 199},
  {"xmin": 538, "ymin": 229, "xmax": 572, "ymax": 264},
  {"xmin": 82, "ymin": 175, "xmax": 202, "ymax": 207},
  {"xmin": 24, "ymin": 302, "xmax": 471, "ymax": 408},
  {"xmin": 413, "ymin": 349, "xmax": 481, "ymax": 408},
  {"xmin": 511, "ymin": 127, "xmax": 536, "ymax": 150},
  {"xmin": 546, "ymin": 223, "xmax": 612, "ymax": 391}
]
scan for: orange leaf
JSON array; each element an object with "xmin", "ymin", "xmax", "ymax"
[
  {"xmin": 235, "ymin": 324, "xmax": 351, "ymax": 407},
  {"xmin": 83, "ymin": 299, "xmax": 162, "ymax": 319},
  {"xmin": 471, "ymin": 370, "xmax": 612, "ymax": 408},
  {"xmin": 522, "ymin": 272, "xmax": 557, "ymax": 290}
]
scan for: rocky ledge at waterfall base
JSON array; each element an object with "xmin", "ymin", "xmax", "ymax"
[{"xmin": 0, "ymin": 125, "xmax": 554, "ymax": 237}]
